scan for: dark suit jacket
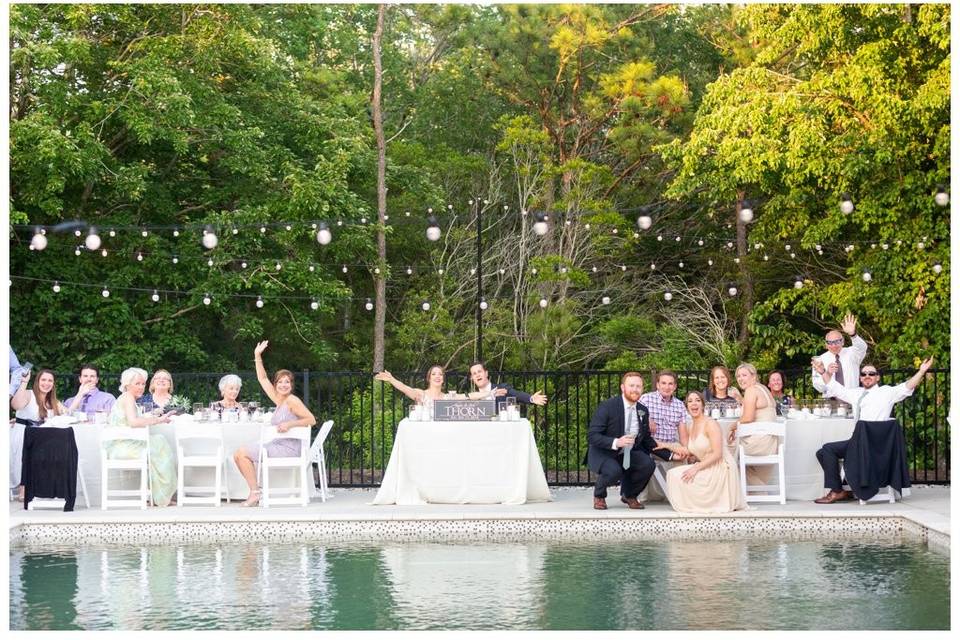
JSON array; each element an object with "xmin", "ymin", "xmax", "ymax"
[
  {"xmin": 844, "ymin": 419, "xmax": 911, "ymax": 500},
  {"xmin": 584, "ymin": 395, "xmax": 671, "ymax": 470},
  {"xmin": 492, "ymin": 383, "xmax": 534, "ymax": 405}
]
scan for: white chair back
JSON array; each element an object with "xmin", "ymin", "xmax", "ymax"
[
  {"xmin": 309, "ymin": 420, "xmax": 334, "ymax": 501},
  {"xmin": 737, "ymin": 420, "xmax": 786, "ymax": 505},
  {"xmin": 100, "ymin": 426, "xmax": 151, "ymax": 510},
  {"xmin": 175, "ymin": 423, "xmax": 225, "ymax": 507},
  {"xmin": 259, "ymin": 425, "xmax": 312, "ymax": 507}
]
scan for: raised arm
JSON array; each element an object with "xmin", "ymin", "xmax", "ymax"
[
  {"xmin": 254, "ymin": 340, "xmax": 282, "ymax": 406},
  {"xmin": 66, "ymin": 380, "xmax": 97, "ymax": 413},
  {"xmin": 10, "ymin": 371, "xmax": 32, "ymax": 411},
  {"xmin": 905, "ymin": 357, "xmax": 934, "ymax": 392},
  {"xmin": 374, "ymin": 371, "xmax": 424, "ymax": 403}
]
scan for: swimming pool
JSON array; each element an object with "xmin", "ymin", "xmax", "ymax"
[{"xmin": 9, "ymin": 538, "xmax": 949, "ymax": 630}]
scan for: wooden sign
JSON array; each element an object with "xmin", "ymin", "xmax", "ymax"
[{"xmin": 433, "ymin": 399, "xmax": 497, "ymax": 421}]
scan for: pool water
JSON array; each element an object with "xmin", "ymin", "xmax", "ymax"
[{"xmin": 9, "ymin": 539, "xmax": 949, "ymax": 630}]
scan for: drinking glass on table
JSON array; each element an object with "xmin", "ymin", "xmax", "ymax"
[{"xmin": 498, "ymin": 401, "xmax": 508, "ymax": 420}]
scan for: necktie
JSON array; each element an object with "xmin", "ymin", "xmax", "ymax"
[
  {"xmin": 853, "ymin": 389, "xmax": 866, "ymax": 423},
  {"xmin": 623, "ymin": 407, "xmax": 635, "ymax": 470},
  {"xmin": 80, "ymin": 393, "xmax": 90, "ymax": 413},
  {"xmin": 834, "ymin": 354, "xmax": 844, "ymax": 386}
]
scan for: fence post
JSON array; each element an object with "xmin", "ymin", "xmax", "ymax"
[{"xmin": 302, "ymin": 369, "xmax": 310, "ymax": 408}]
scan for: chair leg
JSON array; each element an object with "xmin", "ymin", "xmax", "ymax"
[
  {"xmin": 214, "ymin": 458, "xmax": 222, "ymax": 507},
  {"xmin": 78, "ymin": 466, "xmax": 90, "ymax": 509},
  {"xmin": 101, "ymin": 463, "xmax": 108, "ymax": 511},
  {"xmin": 177, "ymin": 460, "xmax": 184, "ymax": 509},
  {"xmin": 319, "ymin": 455, "xmax": 328, "ymax": 502}
]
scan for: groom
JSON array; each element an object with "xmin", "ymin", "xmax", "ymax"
[{"xmin": 585, "ymin": 372, "xmax": 672, "ymax": 510}]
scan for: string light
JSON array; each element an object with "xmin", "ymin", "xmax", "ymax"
[
  {"xmin": 101, "ymin": 286, "xmax": 110, "ymax": 298},
  {"xmin": 255, "ymin": 296, "xmax": 264, "ymax": 308},
  {"xmin": 241, "ymin": 261, "xmax": 247, "ymax": 269},
  {"xmin": 203, "ymin": 294, "xmax": 212, "ymax": 305},
  {"xmin": 365, "ymin": 298, "xmax": 374, "ymax": 311},
  {"xmin": 109, "ymin": 229, "xmax": 116, "ymax": 237},
  {"xmin": 728, "ymin": 285, "xmax": 738, "ymax": 296},
  {"xmin": 935, "ymin": 185, "xmax": 949, "ymax": 206},
  {"xmin": 151, "ymin": 289, "xmax": 160, "ymax": 302},
  {"xmin": 538, "ymin": 297, "xmax": 548, "ymax": 308},
  {"xmin": 840, "ymin": 193, "xmax": 855, "ymax": 214},
  {"xmin": 533, "ymin": 212, "xmax": 549, "ymax": 236},
  {"xmin": 74, "ymin": 247, "xmax": 82, "ymax": 256},
  {"xmin": 172, "ymin": 255, "xmax": 179, "ymax": 264},
  {"xmin": 85, "ymin": 228, "xmax": 101, "ymax": 251},
  {"xmin": 426, "ymin": 216, "xmax": 441, "ymax": 241},
  {"xmin": 479, "ymin": 298, "xmax": 488, "ymax": 310},
  {"xmin": 52, "ymin": 281, "xmax": 61, "ymax": 293},
  {"xmin": 601, "ymin": 296, "xmax": 610, "ymax": 305},
  {"xmin": 794, "ymin": 276, "xmax": 804, "ymax": 290},
  {"xmin": 663, "ymin": 291, "xmax": 673, "ymax": 301},
  {"xmin": 201, "ymin": 226, "xmax": 218, "ymax": 249},
  {"xmin": 933, "ymin": 263, "xmax": 943, "ymax": 274},
  {"xmin": 101, "ymin": 249, "xmax": 108, "ymax": 257},
  {"xmin": 173, "ymin": 229, "xmax": 180, "ymax": 237},
  {"xmin": 310, "ymin": 299, "xmax": 319, "ymax": 311},
  {"xmin": 316, "ymin": 222, "xmax": 332, "ymax": 245},
  {"xmin": 862, "ymin": 270, "xmax": 872, "ymax": 282},
  {"xmin": 637, "ymin": 214, "xmax": 652, "ymax": 230},
  {"xmin": 31, "ymin": 228, "xmax": 47, "ymax": 250},
  {"xmin": 421, "ymin": 301, "xmax": 431, "ymax": 311},
  {"xmin": 739, "ymin": 200, "xmax": 754, "ymax": 223}
]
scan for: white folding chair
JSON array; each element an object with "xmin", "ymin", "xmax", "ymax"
[
  {"xmin": 737, "ymin": 421, "xmax": 786, "ymax": 504},
  {"xmin": 259, "ymin": 425, "xmax": 312, "ymax": 507},
  {"xmin": 651, "ymin": 465, "xmax": 669, "ymax": 501},
  {"xmin": 26, "ymin": 468, "xmax": 89, "ymax": 510},
  {"xmin": 309, "ymin": 420, "xmax": 334, "ymax": 502},
  {"xmin": 840, "ymin": 467, "xmax": 912, "ymax": 505},
  {"xmin": 176, "ymin": 423, "xmax": 225, "ymax": 507},
  {"xmin": 100, "ymin": 426, "xmax": 152, "ymax": 510}
]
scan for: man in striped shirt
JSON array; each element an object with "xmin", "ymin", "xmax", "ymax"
[{"xmin": 638, "ymin": 370, "xmax": 690, "ymax": 501}]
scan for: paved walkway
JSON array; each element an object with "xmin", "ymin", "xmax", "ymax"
[{"xmin": 8, "ymin": 485, "xmax": 950, "ymax": 538}]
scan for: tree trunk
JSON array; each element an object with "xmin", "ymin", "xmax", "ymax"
[
  {"xmin": 371, "ymin": 4, "xmax": 387, "ymax": 372},
  {"xmin": 735, "ymin": 193, "xmax": 754, "ymax": 351}
]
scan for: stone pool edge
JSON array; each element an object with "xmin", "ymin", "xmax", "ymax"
[{"xmin": 8, "ymin": 514, "xmax": 950, "ymax": 553}]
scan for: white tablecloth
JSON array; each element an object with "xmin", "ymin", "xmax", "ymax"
[
  {"xmin": 372, "ymin": 418, "xmax": 552, "ymax": 505},
  {"xmin": 70, "ymin": 419, "xmax": 281, "ymax": 507}
]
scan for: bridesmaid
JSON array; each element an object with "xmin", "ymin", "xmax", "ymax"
[
  {"xmin": 232, "ymin": 341, "xmax": 316, "ymax": 507},
  {"xmin": 107, "ymin": 367, "xmax": 178, "ymax": 506},
  {"xmin": 664, "ymin": 391, "xmax": 746, "ymax": 513},
  {"xmin": 727, "ymin": 363, "xmax": 780, "ymax": 488},
  {"xmin": 374, "ymin": 365, "xmax": 449, "ymax": 403}
]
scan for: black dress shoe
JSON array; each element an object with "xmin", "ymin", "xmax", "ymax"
[
  {"xmin": 593, "ymin": 497, "xmax": 608, "ymax": 510},
  {"xmin": 620, "ymin": 496, "xmax": 644, "ymax": 509}
]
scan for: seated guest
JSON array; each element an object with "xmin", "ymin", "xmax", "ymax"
[
  {"xmin": 107, "ymin": 367, "xmax": 177, "ymax": 506},
  {"xmin": 638, "ymin": 370, "xmax": 690, "ymax": 501},
  {"xmin": 703, "ymin": 365, "xmax": 742, "ymax": 406},
  {"xmin": 767, "ymin": 370, "xmax": 792, "ymax": 415},
  {"xmin": 813, "ymin": 356, "xmax": 933, "ymax": 503},
  {"xmin": 138, "ymin": 369, "xmax": 174, "ymax": 411},
  {"xmin": 374, "ymin": 365, "xmax": 451, "ymax": 403},
  {"xmin": 466, "ymin": 361, "xmax": 547, "ymax": 405},
  {"xmin": 64, "ymin": 363, "xmax": 116, "ymax": 419},
  {"xmin": 10, "ymin": 369, "xmax": 68, "ymax": 501},
  {"xmin": 212, "ymin": 374, "xmax": 243, "ymax": 411},
  {"xmin": 666, "ymin": 391, "xmax": 747, "ymax": 513},
  {"xmin": 586, "ymin": 372, "xmax": 680, "ymax": 510},
  {"xmin": 727, "ymin": 363, "xmax": 779, "ymax": 489},
  {"xmin": 233, "ymin": 341, "xmax": 316, "ymax": 507}
]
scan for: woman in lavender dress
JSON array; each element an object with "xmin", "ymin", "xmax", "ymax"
[{"xmin": 232, "ymin": 340, "xmax": 316, "ymax": 507}]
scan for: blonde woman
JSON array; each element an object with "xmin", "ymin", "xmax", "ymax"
[
  {"xmin": 665, "ymin": 391, "xmax": 747, "ymax": 513},
  {"xmin": 138, "ymin": 369, "xmax": 174, "ymax": 411},
  {"xmin": 107, "ymin": 367, "xmax": 178, "ymax": 506},
  {"xmin": 727, "ymin": 363, "xmax": 779, "ymax": 488},
  {"xmin": 232, "ymin": 341, "xmax": 316, "ymax": 507}
]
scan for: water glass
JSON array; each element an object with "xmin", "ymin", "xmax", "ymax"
[
  {"xmin": 142, "ymin": 401, "xmax": 155, "ymax": 415},
  {"xmin": 193, "ymin": 402, "xmax": 203, "ymax": 417},
  {"xmin": 95, "ymin": 410, "xmax": 108, "ymax": 425}
]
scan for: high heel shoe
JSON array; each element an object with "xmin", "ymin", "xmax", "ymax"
[{"xmin": 240, "ymin": 490, "xmax": 261, "ymax": 507}]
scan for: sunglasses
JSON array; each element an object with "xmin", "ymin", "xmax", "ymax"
[
  {"xmin": 825, "ymin": 339, "xmax": 844, "ymax": 346},
  {"xmin": 860, "ymin": 371, "xmax": 879, "ymax": 377}
]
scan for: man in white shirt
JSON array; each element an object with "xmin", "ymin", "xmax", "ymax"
[
  {"xmin": 811, "ymin": 312, "xmax": 868, "ymax": 394},
  {"xmin": 812, "ymin": 356, "xmax": 934, "ymax": 504}
]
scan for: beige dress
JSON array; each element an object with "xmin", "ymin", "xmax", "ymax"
[
  {"xmin": 666, "ymin": 422, "xmax": 747, "ymax": 513},
  {"xmin": 740, "ymin": 383, "xmax": 779, "ymax": 486}
]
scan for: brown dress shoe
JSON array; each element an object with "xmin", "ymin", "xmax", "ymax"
[
  {"xmin": 814, "ymin": 489, "xmax": 854, "ymax": 504},
  {"xmin": 593, "ymin": 497, "xmax": 608, "ymax": 510},
  {"xmin": 620, "ymin": 496, "xmax": 644, "ymax": 510}
]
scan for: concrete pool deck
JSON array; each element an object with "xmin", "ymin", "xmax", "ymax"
[{"xmin": 7, "ymin": 485, "xmax": 950, "ymax": 549}]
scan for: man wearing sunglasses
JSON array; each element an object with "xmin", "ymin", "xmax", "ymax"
[
  {"xmin": 812, "ymin": 356, "xmax": 934, "ymax": 504},
  {"xmin": 811, "ymin": 312, "xmax": 868, "ymax": 395}
]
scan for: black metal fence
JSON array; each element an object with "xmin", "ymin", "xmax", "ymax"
[{"xmin": 48, "ymin": 368, "xmax": 950, "ymax": 486}]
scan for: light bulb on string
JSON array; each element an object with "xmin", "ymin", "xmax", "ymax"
[
  {"xmin": 708, "ymin": 259, "xmax": 714, "ymax": 266},
  {"xmin": 310, "ymin": 299, "xmax": 319, "ymax": 311},
  {"xmin": 172, "ymin": 255, "xmax": 179, "ymax": 264},
  {"xmin": 336, "ymin": 219, "xmax": 343, "ymax": 227},
  {"xmin": 935, "ymin": 185, "xmax": 949, "ymax": 206},
  {"xmin": 137, "ymin": 252, "xmax": 144, "ymax": 262},
  {"xmin": 151, "ymin": 290, "xmax": 160, "ymax": 302},
  {"xmin": 101, "ymin": 249, "xmax": 108, "ymax": 257},
  {"xmin": 697, "ymin": 239, "xmax": 704, "ymax": 246},
  {"xmin": 656, "ymin": 234, "xmax": 663, "ymax": 242},
  {"xmin": 85, "ymin": 228, "xmax": 101, "ymax": 251},
  {"xmin": 584, "ymin": 223, "xmax": 591, "ymax": 230},
  {"xmin": 109, "ymin": 229, "xmax": 116, "ymax": 237},
  {"xmin": 612, "ymin": 228, "xmax": 618, "ymax": 235},
  {"xmin": 421, "ymin": 301, "xmax": 431, "ymax": 312},
  {"xmin": 794, "ymin": 276, "xmax": 804, "ymax": 290},
  {"xmin": 207, "ymin": 258, "xmax": 214, "ymax": 267},
  {"xmin": 620, "ymin": 265, "xmax": 627, "ymax": 272},
  {"xmin": 31, "ymin": 228, "xmax": 47, "ymax": 250},
  {"xmin": 933, "ymin": 263, "xmax": 943, "ymax": 274},
  {"xmin": 203, "ymin": 294, "xmax": 212, "ymax": 305},
  {"xmin": 840, "ymin": 193, "xmax": 855, "ymax": 214},
  {"xmin": 232, "ymin": 228, "xmax": 238, "ymax": 235},
  {"xmin": 678, "ymin": 262, "xmax": 684, "ymax": 268},
  {"xmin": 739, "ymin": 200, "xmax": 754, "ymax": 223},
  {"xmin": 141, "ymin": 229, "xmax": 148, "ymax": 238},
  {"xmin": 308, "ymin": 265, "xmax": 315, "ymax": 273},
  {"xmin": 479, "ymin": 298, "xmax": 488, "ymax": 311},
  {"xmin": 862, "ymin": 270, "xmax": 872, "ymax": 282},
  {"xmin": 74, "ymin": 246, "xmax": 82, "ymax": 256},
  {"xmin": 342, "ymin": 265, "xmax": 348, "ymax": 273},
  {"xmin": 275, "ymin": 262, "xmax": 282, "ymax": 271},
  {"xmin": 285, "ymin": 224, "xmax": 292, "ymax": 231},
  {"xmin": 650, "ymin": 263, "xmax": 656, "ymax": 270},
  {"xmin": 531, "ymin": 268, "xmax": 538, "ymax": 275},
  {"xmin": 364, "ymin": 298, "xmax": 374, "ymax": 311},
  {"xmin": 256, "ymin": 296, "xmax": 264, "ymax": 309},
  {"xmin": 728, "ymin": 285, "xmax": 738, "ymax": 297},
  {"xmin": 637, "ymin": 214, "xmax": 652, "ymax": 230},
  {"xmin": 538, "ymin": 297, "xmax": 548, "ymax": 308},
  {"xmin": 406, "ymin": 267, "xmax": 413, "ymax": 275},
  {"xmin": 260, "ymin": 226, "xmax": 267, "ymax": 234},
  {"xmin": 316, "ymin": 222, "xmax": 332, "ymax": 245},
  {"xmin": 470, "ymin": 268, "xmax": 476, "ymax": 276},
  {"xmin": 374, "ymin": 267, "xmax": 381, "ymax": 275},
  {"xmin": 601, "ymin": 296, "xmax": 611, "ymax": 305},
  {"xmin": 674, "ymin": 236, "xmax": 681, "ymax": 242},
  {"xmin": 202, "ymin": 226, "xmax": 218, "ymax": 249},
  {"xmin": 74, "ymin": 229, "xmax": 82, "ymax": 237},
  {"xmin": 426, "ymin": 216, "xmax": 441, "ymax": 241},
  {"xmin": 52, "ymin": 281, "xmax": 61, "ymax": 293},
  {"xmin": 241, "ymin": 261, "xmax": 247, "ymax": 269},
  {"xmin": 101, "ymin": 286, "xmax": 110, "ymax": 298},
  {"xmin": 533, "ymin": 212, "xmax": 549, "ymax": 236},
  {"xmin": 917, "ymin": 241, "xmax": 925, "ymax": 249},
  {"xmin": 173, "ymin": 229, "xmax": 180, "ymax": 237},
  {"xmin": 664, "ymin": 291, "xmax": 673, "ymax": 301}
]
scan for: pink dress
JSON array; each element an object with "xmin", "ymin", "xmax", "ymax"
[{"xmin": 246, "ymin": 403, "xmax": 303, "ymax": 459}]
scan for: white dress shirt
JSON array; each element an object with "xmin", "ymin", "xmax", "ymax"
[
  {"xmin": 613, "ymin": 397, "xmax": 639, "ymax": 450},
  {"xmin": 812, "ymin": 334, "xmax": 868, "ymax": 393},
  {"xmin": 823, "ymin": 379, "xmax": 913, "ymax": 421}
]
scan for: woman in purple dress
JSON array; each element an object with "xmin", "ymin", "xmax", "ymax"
[{"xmin": 232, "ymin": 340, "xmax": 316, "ymax": 507}]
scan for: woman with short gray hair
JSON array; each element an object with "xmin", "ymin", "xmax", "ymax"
[{"xmin": 213, "ymin": 374, "xmax": 243, "ymax": 411}]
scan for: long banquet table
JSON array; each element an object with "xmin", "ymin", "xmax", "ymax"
[{"xmin": 372, "ymin": 418, "xmax": 552, "ymax": 505}]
